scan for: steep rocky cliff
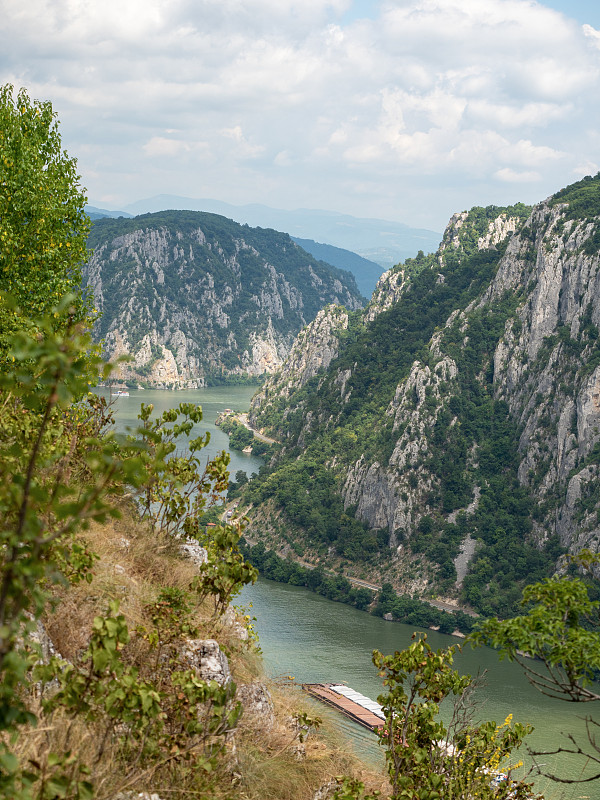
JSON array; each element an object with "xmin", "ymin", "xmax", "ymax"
[
  {"xmin": 83, "ymin": 211, "xmax": 363, "ymax": 387},
  {"xmin": 249, "ymin": 305, "xmax": 350, "ymax": 419},
  {"xmin": 245, "ymin": 177, "xmax": 600, "ymax": 616}
]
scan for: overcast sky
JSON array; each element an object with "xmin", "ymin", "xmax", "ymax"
[{"xmin": 2, "ymin": 0, "xmax": 600, "ymax": 231}]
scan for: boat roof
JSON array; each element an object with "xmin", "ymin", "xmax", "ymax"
[{"xmin": 329, "ymin": 684, "xmax": 385, "ymax": 719}]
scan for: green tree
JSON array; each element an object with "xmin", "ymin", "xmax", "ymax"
[
  {"xmin": 334, "ymin": 635, "xmax": 534, "ymax": 800},
  {"xmin": 0, "ymin": 88, "xmax": 256, "ymax": 798},
  {"xmin": 472, "ymin": 553, "xmax": 600, "ymax": 786},
  {"xmin": 0, "ymin": 84, "xmax": 92, "ymax": 360}
]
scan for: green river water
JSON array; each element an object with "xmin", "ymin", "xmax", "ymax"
[{"xmin": 107, "ymin": 386, "xmax": 599, "ymax": 799}]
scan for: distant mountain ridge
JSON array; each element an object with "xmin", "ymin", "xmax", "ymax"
[
  {"xmin": 106, "ymin": 195, "xmax": 442, "ymax": 269},
  {"xmin": 86, "ymin": 205, "xmax": 133, "ymax": 220},
  {"xmin": 82, "ymin": 210, "xmax": 363, "ymax": 388}
]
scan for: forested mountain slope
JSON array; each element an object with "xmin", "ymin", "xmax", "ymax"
[
  {"xmin": 83, "ymin": 211, "xmax": 363, "ymax": 387},
  {"xmin": 245, "ymin": 175, "xmax": 600, "ymax": 617}
]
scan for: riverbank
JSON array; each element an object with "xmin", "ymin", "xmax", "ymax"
[
  {"xmin": 240, "ymin": 539, "xmax": 477, "ymax": 636},
  {"xmin": 216, "ymin": 410, "xmax": 279, "ymax": 457},
  {"xmin": 239, "ymin": 577, "xmax": 597, "ymax": 797}
]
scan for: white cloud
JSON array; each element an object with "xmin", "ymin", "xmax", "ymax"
[
  {"xmin": 2, "ymin": 0, "xmax": 600, "ymax": 228},
  {"xmin": 466, "ymin": 100, "xmax": 570, "ymax": 128},
  {"xmin": 274, "ymin": 150, "xmax": 293, "ymax": 166},
  {"xmin": 494, "ymin": 167, "xmax": 542, "ymax": 183},
  {"xmin": 503, "ymin": 138, "xmax": 565, "ymax": 165},
  {"xmin": 221, "ymin": 126, "xmax": 265, "ymax": 159},
  {"xmin": 143, "ymin": 137, "xmax": 187, "ymax": 158},
  {"xmin": 142, "ymin": 137, "xmax": 211, "ymax": 158},
  {"xmin": 574, "ymin": 160, "xmax": 599, "ymax": 177},
  {"xmin": 583, "ymin": 24, "xmax": 600, "ymax": 48}
]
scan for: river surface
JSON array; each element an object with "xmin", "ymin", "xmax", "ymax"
[
  {"xmin": 107, "ymin": 387, "xmax": 599, "ymax": 799},
  {"xmin": 239, "ymin": 578, "xmax": 600, "ymax": 800},
  {"xmin": 96, "ymin": 385, "xmax": 263, "ymax": 478}
]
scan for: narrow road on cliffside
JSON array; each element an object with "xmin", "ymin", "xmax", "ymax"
[{"xmin": 236, "ymin": 413, "xmax": 279, "ymax": 444}]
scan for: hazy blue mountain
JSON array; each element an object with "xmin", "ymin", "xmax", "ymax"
[
  {"xmin": 85, "ymin": 205, "xmax": 133, "ymax": 220},
  {"xmin": 291, "ymin": 237, "xmax": 385, "ymax": 296},
  {"xmin": 117, "ymin": 195, "xmax": 441, "ymax": 269}
]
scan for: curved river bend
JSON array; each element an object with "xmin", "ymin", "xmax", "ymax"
[{"xmin": 108, "ymin": 387, "xmax": 597, "ymax": 799}]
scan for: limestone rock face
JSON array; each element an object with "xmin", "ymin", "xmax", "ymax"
[
  {"xmin": 365, "ymin": 267, "xmax": 407, "ymax": 322},
  {"xmin": 249, "ymin": 304, "xmax": 349, "ymax": 430},
  {"xmin": 180, "ymin": 639, "xmax": 231, "ymax": 686},
  {"xmin": 340, "ymin": 195, "xmax": 600, "ymax": 556},
  {"xmin": 246, "ymin": 179, "xmax": 600, "ymax": 598},
  {"xmin": 178, "ymin": 540, "xmax": 208, "ymax": 568},
  {"xmin": 83, "ymin": 211, "xmax": 363, "ymax": 388},
  {"xmin": 25, "ymin": 616, "xmax": 60, "ymax": 664},
  {"xmin": 484, "ymin": 201, "xmax": 600, "ymax": 553},
  {"xmin": 236, "ymin": 682, "xmax": 275, "ymax": 729},
  {"xmin": 477, "ymin": 213, "xmax": 520, "ymax": 250},
  {"xmin": 442, "ymin": 211, "xmax": 469, "ymax": 250},
  {"xmin": 341, "ymin": 354, "xmax": 458, "ymax": 541},
  {"xmin": 242, "ymin": 318, "xmax": 289, "ymax": 375}
]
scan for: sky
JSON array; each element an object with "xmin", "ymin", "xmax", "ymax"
[{"xmin": 2, "ymin": 0, "xmax": 600, "ymax": 231}]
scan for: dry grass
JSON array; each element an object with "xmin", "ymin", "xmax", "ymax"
[
  {"xmin": 11, "ymin": 700, "xmax": 132, "ymax": 800},
  {"xmin": 234, "ymin": 686, "xmax": 389, "ymax": 800},
  {"xmin": 45, "ymin": 504, "xmax": 198, "ymax": 656},
  {"xmin": 29, "ymin": 503, "xmax": 389, "ymax": 800}
]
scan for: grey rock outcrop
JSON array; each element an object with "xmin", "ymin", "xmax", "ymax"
[
  {"xmin": 365, "ymin": 267, "xmax": 407, "ymax": 322},
  {"xmin": 180, "ymin": 639, "xmax": 231, "ymax": 686},
  {"xmin": 249, "ymin": 304, "xmax": 350, "ymax": 432},
  {"xmin": 29, "ymin": 618, "xmax": 60, "ymax": 663},
  {"xmin": 313, "ymin": 780, "xmax": 339, "ymax": 800},
  {"xmin": 178, "ymin": 540, "xmax": 208, "ymax": 568},
  {"xmin": 236, "ymin": 682, "xmax": 275, "ymax": 729},
  {"xmin": 114, "ymin": 793, "xmax": 165, "ymax": 800}
]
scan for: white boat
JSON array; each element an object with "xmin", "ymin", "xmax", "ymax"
[{"xmin": 113, "ymin": 390, "xmax": 130, "ymax": 397}]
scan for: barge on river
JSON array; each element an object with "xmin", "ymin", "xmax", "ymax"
[{"xmin": 302, "ymin": 683, "xmax": 385, "ymax": 732}]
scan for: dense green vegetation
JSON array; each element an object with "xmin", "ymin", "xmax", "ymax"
[
  {"xmin": 550, "ymin": 171, "xmax": 600, "ymax": 220},
  {"xmin": 241, "ymin": 541, "xmax": 374, "ymax": 610},
  {"xmin": 0, "ymin": 85, "xmax": 93, "ymax": 366},
  {"xmin": 244, "ymin": 457, "xmax": 385, "ymax": 561},
  {"xmin": 243, "ymin": 203, "xmax": 576, "ymax": 617}
]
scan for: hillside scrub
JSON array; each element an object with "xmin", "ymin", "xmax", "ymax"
[
  {"xmin": 0, "ymin": 312, "xmax": 387, "ymax": 800},
  {"xmin": 0, "ymin": 84, "xmax": 389, "ymax": 800}
]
